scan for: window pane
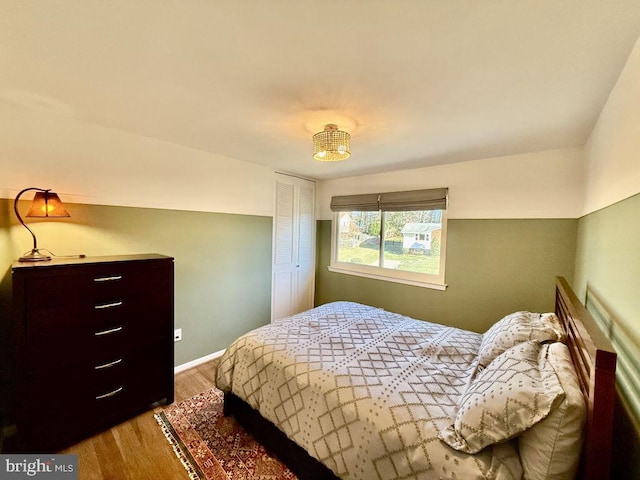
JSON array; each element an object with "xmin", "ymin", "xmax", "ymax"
[
  {"xmin": 382, "ymin": 210, "xmax": 443, "ymax": 275},
  {"xmin": 336, "ymin": 211, "xmax": 381, "ymax": 267}
]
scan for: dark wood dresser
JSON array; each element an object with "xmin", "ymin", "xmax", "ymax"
[{"xmin": 10, "ymin": 254, "xmax": 174, "ymax": 452}]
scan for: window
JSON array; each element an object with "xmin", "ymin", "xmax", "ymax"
[{"xmin": 329, "ymin": 188, "xmax": 448, "ymax": 290}]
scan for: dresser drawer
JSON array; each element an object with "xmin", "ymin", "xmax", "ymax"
[
  {"xmin": 20, "ymin": 259, "xmax": 172, "ymax": 309},
  {"xmin": 90, "ymin": 262, "xmax": 172, "ymax": 302}
]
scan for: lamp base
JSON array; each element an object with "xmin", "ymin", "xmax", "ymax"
[{"xmin": 18, "ymin": 249, "xmax": 52, "ymax": 262}]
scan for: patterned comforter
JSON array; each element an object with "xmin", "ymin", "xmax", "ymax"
[{"xmin": 216, "ymin": 302, "xmax": 523, "ymax": 479}]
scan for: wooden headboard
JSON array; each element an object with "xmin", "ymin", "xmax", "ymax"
[{"xmin": 555, "ymin": 277, "xmax": 617, "ymax": 480}]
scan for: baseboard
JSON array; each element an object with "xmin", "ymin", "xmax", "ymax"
[{"xmin": 174, "ymin": 349, "xmax": 226, "ymax": 374}]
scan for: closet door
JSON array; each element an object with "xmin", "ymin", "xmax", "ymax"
[{"xmin": 272, "ymin": 174, "xmax": 316, "ymax": 321}]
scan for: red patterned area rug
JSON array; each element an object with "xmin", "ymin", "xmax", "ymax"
[{"xmin": 155, "ymin": 388, "xmax": 297, "ymax": 480}]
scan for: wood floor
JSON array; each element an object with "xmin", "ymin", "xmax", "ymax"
[{"xmin": 59, "ymin": 359, "xmax": 219, "ymax": 480}]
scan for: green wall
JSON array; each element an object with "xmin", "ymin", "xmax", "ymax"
[
  {"xmin": 574, "ymin": 193, "xmax": 640, "ymax": 330},
  {"xmin": 574, "ymin": 193, "xmax": 640, "ymax": 478},
  {"xmin": 316, "ymin": 218, "xmax": 577, "ymax": 334},
  {"xmin": 0, "ymin": 199, "xmax": 273, "ymax": 367}
]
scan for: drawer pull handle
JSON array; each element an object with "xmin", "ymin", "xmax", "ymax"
[
  {"xmin": 96, "ymin": 386, "xmax": 123, "ymax": 400},
  {"xmin": 95, "ymin": 358, "xmax": 123, "ymax": 370},
  {"xmin": 95, "ymin": 301, "xmax": 123, "ymax": 310},
  {"xmin": 95, "ymin": 326, "xmax": 123, "ymax": 336},
  {"xmin": 94, "ymin": 275, "xmax": 123, "ymax": 282}
]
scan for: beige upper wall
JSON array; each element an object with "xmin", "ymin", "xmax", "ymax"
[
  {"xmin": 316, "ymin": 147, "xmax": 584, "ymax": 220},
  {"xmin": 0, "ymin": 102, "xmax": 275, "ymax": 217},
  {"xmin": 584, "ymin": 35, "xmax": 640, "ymax": 215}
]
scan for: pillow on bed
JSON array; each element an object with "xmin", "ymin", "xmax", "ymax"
[
  {"xmin": 477, "ymin": 311, "xmax": 565, "ymax": 369},
  {"xmin": 439, "ymin": 341, "xmax": 565, "ymax": 454},
  {"xmin": 518, "ymin": 342, "xmax": 586, "ymax": 480}
]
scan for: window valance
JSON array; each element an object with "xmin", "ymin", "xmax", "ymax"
[{"xmin": 330, "ymin": 187, "xmax": 448, "ymax": 212}]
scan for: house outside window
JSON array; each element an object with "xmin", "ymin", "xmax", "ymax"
[{"xmin": 329, "ymin": 188, "xmax": 448, "ymax": 290}]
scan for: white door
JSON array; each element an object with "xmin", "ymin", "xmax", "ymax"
[{"xmin": 271, "ymin": 174, "xmax": 315, "ymax": 321}]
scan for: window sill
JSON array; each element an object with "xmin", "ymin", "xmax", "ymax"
[{"xmin": 327, "ymin": 266, "xmax": 447, "ymax": 291}]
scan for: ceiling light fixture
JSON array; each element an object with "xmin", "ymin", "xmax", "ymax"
[{"xmin": 313, "ymin": 124, "xmax": 351, "ymax": 162}]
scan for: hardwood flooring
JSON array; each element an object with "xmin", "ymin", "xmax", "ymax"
[{"xmin": 59, "ymin": 359, "xmax": 219, "ymax": 480}]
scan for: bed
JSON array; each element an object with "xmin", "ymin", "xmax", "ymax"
[{"xmin": 216, "ymin": 277, "xmax": 616, "ymax": 480}]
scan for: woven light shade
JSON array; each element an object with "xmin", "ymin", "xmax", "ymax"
[{"xmin": 313, "ymin": 124, "xmax": 351, "ymax": 161}]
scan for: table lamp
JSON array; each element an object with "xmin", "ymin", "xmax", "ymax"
[{"xmin": 13, "ymin": 187, "xmax": 70, "ymax": 262}]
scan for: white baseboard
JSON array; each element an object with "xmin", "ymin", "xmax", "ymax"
[{"xmin": 174, "ymin": 348, "xmax": 226, "ymax": 374}]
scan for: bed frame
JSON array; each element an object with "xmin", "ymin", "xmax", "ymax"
[
  {"xmin": 555, "ymin": 276, "xmax": 617, "ymax": 480},
  {"xmin": 224, "ymin": 277, "xmax": 617, "ymax": 480}
]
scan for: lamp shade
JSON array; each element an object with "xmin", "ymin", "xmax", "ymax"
[
  {"xmin": 313, "ymin": 124, "xmax": 351, "ymax": 162},
  {"xmin": 25, "ymin": 191, "xmax": 70, "ymax": 218}
]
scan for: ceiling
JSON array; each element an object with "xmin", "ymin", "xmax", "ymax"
[{"xmin": 2, "ymin": 1, "xmax": 640, "ymax": 181}]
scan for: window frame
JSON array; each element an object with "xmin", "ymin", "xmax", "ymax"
[{"xmin": 328, "ymin": 205, "xmax": 448, "ymax": 291}]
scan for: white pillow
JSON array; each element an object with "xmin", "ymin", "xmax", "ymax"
[
  {"xmin": 518, "ymin": 342, "xmax": 586, "ymax": 480},
  {"xmin": 477, "ymin": 311, "xmax": 565, "ymax": 369},
  {"xmin": 439, "ymin": 341, "xmax": 565, "ymax": 454}
]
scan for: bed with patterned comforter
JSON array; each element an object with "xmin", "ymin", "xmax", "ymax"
[{"xmin": 216, "ymin": 302, "xmax": 523, "ymax": 479}]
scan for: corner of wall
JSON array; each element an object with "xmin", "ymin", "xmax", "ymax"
[{"xmin": 583, "ymin": 34, "xmax": 640, "ymax": 216}]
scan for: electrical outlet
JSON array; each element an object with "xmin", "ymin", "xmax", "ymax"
[{"xmin": 174, "ymin": 328, "xmax": 182, "ymax": 342}]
